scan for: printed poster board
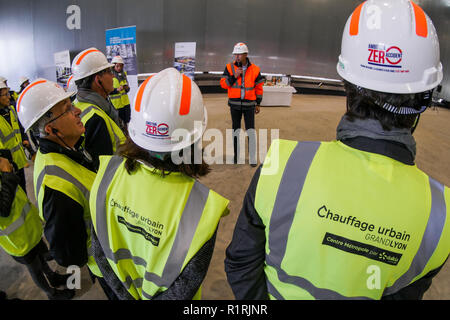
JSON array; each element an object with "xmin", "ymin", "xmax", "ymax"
[
  {"xmin": 106, "ymin": 26, "xmax": 138, "ymax": 107},
  {"xmin": 174, "ymin": 42, "xmax": 196, "ymax": 80}
]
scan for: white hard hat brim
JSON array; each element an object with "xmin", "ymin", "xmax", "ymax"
[
  {"xmin": 25, "ymin": 91, "xmax": 76, "ymax": 132},
  {"xmin": 72, "ymin": 63, "xmax": 115, "ymax": 82},
  {"xmin": 232, "ymin": 50, "xmax": 248, "ymax": 54}
]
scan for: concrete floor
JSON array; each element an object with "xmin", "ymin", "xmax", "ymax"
[{"xmin": 1, "ymin": 93, "xmax": 449, "ymax": 300}]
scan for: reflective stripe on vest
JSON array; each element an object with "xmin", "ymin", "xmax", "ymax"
[
  {"xmin": 383, "ymin": 177, "xmax": 446, "ymax": 295},
  {"xmin": 94, "ymin": 156, "xmax": 210, "ymax": 298},
  {"xmin": 225, "ymin": 64, "xmax": 260, "ymax": 100},
  {"xmin": 0, "ymin": 130, "xmax": 16, "ymax": 143},
  {"xmin": 110, "ymin": 77, "xmax": 124, "ymax": 110},
  {"xmin": 120, "ymin": 72, "xmax": 130, "ymax": 106},
  {"xmin": 35, "ymin": 164, "xmax": 92, "ymax": 232},
  {"xmin": 0, "ymin": 180, "xmax": 42, "ymax": 257},
  {"xmin": 33, "ymin": 150, "xmax": 101, "ymax": 276},
  {"xmin": 265, "ymin": 141, "xmax": 369, "ymax": 300},
  {"xmin": 0, "ymin": 202, "xmax": 32, "ymax": 236},
  {"xmin": 35, "ymin": 165, "xmax": 90, "ymax": 202},
  {"xmin": 0, "ymin": 107, "xmax": 27, "ymax": 169},
  {"xmin": 228, "ymin": 100, "xmax": 257, "ymax": 107},
  {"xmin": 79, "ymin": 104, "xmax": 125, "ymax": 152},
  {"xmin": 261, "ymin": 140, "xmax": 448, "ymax": 299}
]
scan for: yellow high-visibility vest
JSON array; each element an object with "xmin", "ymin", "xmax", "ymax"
[
  {"xmin": 256, "ymin": 139, "xmax": 450, "ymax": 299},
  {"xmin": 90, "ymin": 155, "xmax": 229, "ymax": 299},
  {"xmin": 33, "ymin": 150, "xmax": 101, "ymax": 276}
]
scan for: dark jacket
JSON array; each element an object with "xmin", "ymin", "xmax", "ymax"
[
  {"xmin": 38, "ymin": 138, "xmax": 96, "ymax": 268},
  {"xmin": 76, "ymin": 88, "xmax": 124, "ymax": 171},
  {"xmin": 83, "ymin": 114, "xmax": 114, "ymax": 170},
  {"xmin": 225, "ymin": 136, "xmax": 445, "ymax": 300},
  {"xmin": 0, "ymin": 169, "xmax": 20, "ymax": 218}
]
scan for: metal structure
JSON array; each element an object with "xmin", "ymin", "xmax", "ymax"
[{"xmin": 0, "ymin": 0, "xmax": 448, "ymax": 99}]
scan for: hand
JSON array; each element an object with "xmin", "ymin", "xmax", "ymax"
[
  {"xmin": 23, "ymin": 140, "xmax": 30, "ymax": 147},
  {"xmin": 118, "ymin": 85, "xmax": 124, "ymax": 91},
  {"xmin": 0, "ymin": 157, "xmax": 13, "ymax": 172},
  {"xmin": 234, "ymin": 68, "xmax": 243, "ymax": 78},
  {"xmin": 255, "ymin": 105, "xmax": 261, "ymax": 114}
]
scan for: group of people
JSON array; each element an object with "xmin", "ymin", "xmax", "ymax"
[{"xmin": 0, "ymin": 0, "xmax": 449, "ymax": 301}]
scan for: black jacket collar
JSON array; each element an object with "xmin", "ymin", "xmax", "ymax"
[
  {"xmin": 340, "ymin": 136, "xmax": 415, "ymax": 165},
  {"xmin": 234, "ymin": 58, "xmax": 252, "ymax": 68},
  {"xmin": 38, "ymin": 137, "xmax": 96, "ymax": 172}
]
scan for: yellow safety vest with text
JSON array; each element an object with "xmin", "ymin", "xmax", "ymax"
[
  {"xmin": 255, "ymin": 139, "xmax": 450, "ymax": 299},
  {"xmin": 33, "ymin": 150, "xmax": 101, "ymax": 276},
  {"xmin": 90, "ymin": 155, "xmax": 230, "ymax": 300}
]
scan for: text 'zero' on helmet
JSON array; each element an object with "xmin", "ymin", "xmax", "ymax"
[
  {"xmin": 337, "ymin": 0, "xmax": 443, "ymax": 94},
  {"xmin": 128, "ymin": 68, "xmax": 207, "ymax": 153},
  {"xmin": 71, "ymin": 47, "xmax": 114, "ymax": 82},
  {"xmin": 16, "ymin": 79, "xmax": 75, "ymax": 132}
]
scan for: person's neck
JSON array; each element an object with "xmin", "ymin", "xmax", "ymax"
[
  {"xmin": 45, "ymin": 135, "xmax": 77, "ymax": 150},
  {"xmin": 91, "ymin": 84, "xmax": 108, "ymax": 99}
]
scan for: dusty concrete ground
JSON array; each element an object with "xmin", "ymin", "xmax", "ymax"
[{"xmin": 1, "ymin": 93, "xmax": 448, "ymax": 300}]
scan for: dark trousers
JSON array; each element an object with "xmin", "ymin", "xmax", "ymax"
[
  {"xmin": 22, "ymin": 241, "xmax": 57, "ymax": 297},
  {"xmin": 230, "ymin": 107, "xmax": 257, "ymax": 164},
  {"xmin": 16, "ymin": 168, "xmax": 26, "ymax": 195},
  {"xmin": 118, "ymin": 105, "xmax": 131, "ymax": 124},
  {"xmin": 87, "ymin": 268, "xmax": 119, "ymax": 300}
]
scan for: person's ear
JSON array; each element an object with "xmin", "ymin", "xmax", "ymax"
[
  {"xmin": 44, "ymin": 124, "xmax": 58, "ymax": 136},
  {"xmin": 44, "ymin": 124, "xmax": 53, "ymax": 136}
]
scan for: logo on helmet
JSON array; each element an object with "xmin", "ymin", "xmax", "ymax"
[
  {"xmin": 145, "ymin": 121, "xmax": 169, "ymax": 139},
  {"xmin": 368, "ymin": 44, "xmax": 403, "ymax": 68},
  {"xmin": 385, "ymin": 46, "xmax": 402, "ymax": 65}
]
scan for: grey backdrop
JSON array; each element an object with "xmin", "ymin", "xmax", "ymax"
[{"xmin": 0, "ymin": 0, "xmax": 448, "ymax": 100}]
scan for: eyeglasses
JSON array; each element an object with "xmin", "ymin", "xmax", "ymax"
[
  {"xmin": 45, "ymin": 104, "xmax": 77, "ymax": 125},
  {"xmin": 100, "ymin": 67, "xmax": 113, "ymax": 75}
]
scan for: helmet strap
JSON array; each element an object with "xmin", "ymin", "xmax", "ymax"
[
  {"xmin": 356, "ymin": 86, "xmax": 432, "ymax": 115},
  {"xmin": 52, "ymin": 129, "xmax": 75, "ymax": 151},
  {"xmin": 148, "ymin": 150, "xmax": 171, "ymax": 161}
]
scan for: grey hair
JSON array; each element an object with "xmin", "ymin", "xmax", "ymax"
[{"xmin": 30, "ymin": 110, "xmax": 54, "ymax": 138}]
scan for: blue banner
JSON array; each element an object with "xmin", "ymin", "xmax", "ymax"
[{"xmin": 105, "ymin": 26, "xmax": 138, "ymax": 75}]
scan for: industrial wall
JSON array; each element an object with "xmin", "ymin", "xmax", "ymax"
[{"xmin": 0, "ymin": 0, "xmax": 449, "ymax": 100}]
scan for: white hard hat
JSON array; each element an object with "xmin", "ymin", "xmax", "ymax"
[
  {"xmin": 16, "ymin": 78, "xmax": 75, "ymax": 132},
  {"xmin": 19, "ymin": 76, "xmax": 30, "ymax": 87},
  {"xmin": 0, "ymin": 81, "xmax": 8, "ymax": 90},
  {"xmin": 66, "ymin": 75, "xmax": 77, "ymax": 93},
  {"xmin": 128, "ymin": 67, "xmax": 207, "ymax": 153},
  {"xmin": 337, "ymin": 0, "xmax": 443, "ymax": 94},
  {"xmin": 0, "ymin": 76, "xmax": 6, "ymax": 83},
  {"xmin": 232, "ymin": 42, "xmax": 249, "ymax": 55},
  {"xmin": 111, "ymin": 55, "xmax": 124, "ymax": 65},
  {"xmin": 71, "ymin": 47, "xmax": 114, "ymax": 81}
]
